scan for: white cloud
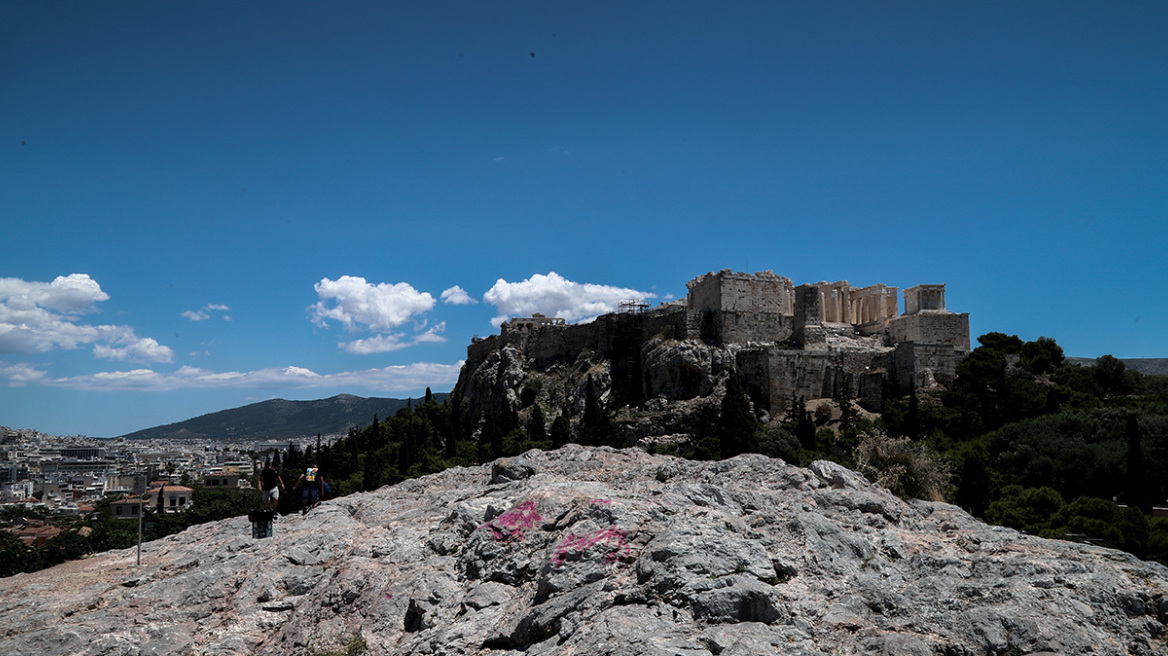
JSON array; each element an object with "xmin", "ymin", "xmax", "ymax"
[
  {"xmin": 93, "ymin": 337, "xmax": 174, "ymax": 363},
  {"xmin": 310, "ymin": 276, "xmax": 435, "ymax": 332},
  {"xmin": 0, "ymin": 275, "xmax": 172, "ymax": 362},
  {"xmin": 183, "ymin": 304, "xmax": 230, "ymax": 322},
  {"xmin": 483, "ymin": 272, "xmax": 653, "ymax": 326},
  {"xmin": 0, "ymin": 273, "xmax": 109, "ymax": 313},
  {"xmin": 338, "ymin": 322, "xmax": 447, "ymax": 355},
  {"xmin": 340, "ymin": 334, "xmax": 414, "ymax": 355},
  {"xmin": 0, "ymin": 362, "xmax": 48, "ymax": 387},
  {"xmin": 23, "ymin": 361, "xmax": 464, "ymax": 393},
  {"xmin": 440, "ymin": 286, "xmax": 477, "ymax": 305},
  {"xmin": 416, "ymin": 321, "xmax": 447, "ymax": 343}
]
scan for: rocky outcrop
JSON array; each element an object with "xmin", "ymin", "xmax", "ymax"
[
  {"xmin": 3, "ymin": 447, "xmax": 1168, "ymax": 655},
  {"xmin": 641, "ymin": 339, "xmax": 735, "ymax": 401}
]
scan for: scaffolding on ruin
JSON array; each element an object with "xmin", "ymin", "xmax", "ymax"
[{"xmin": 618, "ymin": 300, "xmax": 648, "ymax": 314}]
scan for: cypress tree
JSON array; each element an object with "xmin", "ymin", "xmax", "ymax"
[
  {"xmin": 551, "ymin": 409, "xmax": 572, "ymax": 448},
  {"xmin": 717, "ymin": 372, "xmax": 759, "ymax": 457},
  {"xmin": 581, "ymin": 374, "xmax": 612, "ymax": 446},
  {"xmin": 1126, "ymin": 413, "xmax": 1151, "ymax": 514},
  {"xmin": 529, "ymin": 404, "xmax": 548, "ymax": 446}
]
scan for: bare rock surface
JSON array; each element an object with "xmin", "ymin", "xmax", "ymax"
[{"xmin": 3, "ymin": 446, "xmax": 1168, "ymax": 655}]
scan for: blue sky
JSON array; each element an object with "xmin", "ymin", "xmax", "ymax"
[{"xmin": 3, "ymin": 1, "xmax": 1166, "ymax": 437}]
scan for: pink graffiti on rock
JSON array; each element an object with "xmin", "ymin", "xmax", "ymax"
[
  {"xmin": 482, "ymin": 501, "xmax": 543, "ymax": 542},
  {"xmin": 551, "ymin": 527, "xmax": 632, "ymax": 568}
]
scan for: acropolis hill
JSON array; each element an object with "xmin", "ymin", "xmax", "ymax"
[{"xmin": 458, "ymin": 269, "xmax": 970, "ymax": 424}]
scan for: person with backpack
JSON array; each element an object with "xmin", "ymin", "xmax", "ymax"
[{"xmin": 296, "ymin": 463, "xmax": 326, "ymax": 515}]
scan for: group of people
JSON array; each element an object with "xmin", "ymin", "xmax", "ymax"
[{"xmin": 258, "ymin": 462, "xmax": 327, "ymax": 515}]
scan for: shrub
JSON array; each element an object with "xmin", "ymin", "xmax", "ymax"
[{"xmin": 854, "ymin": 430, "xmax": 950, "ymax": 501}]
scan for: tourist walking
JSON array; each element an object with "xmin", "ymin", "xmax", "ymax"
[
  {"xmin": 258, "ymin": 462, "xmax": 285, "ymax": 510},
  {"xmin": 296, "ymin": 463, "xmax": 326, "ymax": 515}
]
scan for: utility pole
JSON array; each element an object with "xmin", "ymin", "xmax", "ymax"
[{"xmin": 136, "ymin": 473, "xmax": 144, "ymax": 566}]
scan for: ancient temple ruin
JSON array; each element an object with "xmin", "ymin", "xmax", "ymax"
[{"xmin": 462, "ymin": 269, "xmax": 970, "ymax": 416}]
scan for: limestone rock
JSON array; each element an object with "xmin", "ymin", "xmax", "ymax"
[
  {"xmin": 642, "ymin": 339, "xmax": 730, "ymax": 401},
  {"xmin": 2, "ymin": 446, "xmax": 1166, "ymax": 656}
]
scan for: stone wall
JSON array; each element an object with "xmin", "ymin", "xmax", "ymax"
[
  {"xmin": 887, "ymin": 312, "xmax": 970, "ymax": 351},
  {"xmin": 523, "ymin": 322, "xmax": 599, "ymax": 368},
  {"xmin": 687, "ymin": 270, "xmax": 794, "ymax": 344},
  {"xmin": 736, "ymin": 348, "xmax": 835, "ymax": 415},
  {"xmin": 640, "ymin": 304, "xmax": 690, "ymax": 343},
  {"xmin": 717, "ymin": 311, "xmax": 793, "ymax": 345},
  {"xmin": 793, "ymin": 285, "xmax": 827, "ymax": 349},
  {"xmin": 892, "ymin": 342, "xmax": 965, "ymax": 391}
]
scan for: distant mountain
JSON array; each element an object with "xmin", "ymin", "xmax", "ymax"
[
  {"xmin": 118, "ymin": 393, "xmax": 448, "ymax": 440},
  {"xmin": 1065, "ymin": 357, "xmax": 1168, "ymax": 376}
]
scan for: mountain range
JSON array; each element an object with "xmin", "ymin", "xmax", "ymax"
[
  {"xmin": 118, "ymin": 392, "xmax": 447, "ymax": 440},
  {"xmin": 1065, "ymin": 357, "xmax": 1168, "ymax": 376}
]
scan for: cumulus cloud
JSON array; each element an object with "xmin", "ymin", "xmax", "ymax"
[
  {"xmin": 93, "ymin": 337, "xmax": 174, "ymax": 363},
  {"xmin": 483, "ymin": 272, "xmax": 653, "ymax": 326},
  {"xmin": 0, "ymin": 274, "xmax": 173, "ymax": 363},
  {"xmin": 310, "ymin": 276, "xmax": 435, "ymax": 332},
  {"xmin": 183, "ymin": 304, "xmax": 231, "ymax": 322},
  {"xmin": 10, "ymin": 361, "xmax": 464, "ymax": 393},
  {"xmin": 440, "ymin": 286, "xmax": 477, "ymax": 305},
  {"xmin": 0, "ymin": 273, "xmax": 109, "ymax": 313}
]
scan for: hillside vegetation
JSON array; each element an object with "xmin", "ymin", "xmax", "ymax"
[{"xmin": 7, "ymin": 336, "xmax": 1168, "ymax": 577}]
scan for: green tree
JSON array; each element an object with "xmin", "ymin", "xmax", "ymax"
[
  {"xmin": 39, "ymin": 530, "xmax": 92, "ymax": 568},
  {"xmin": 787, "ymin": 396, "xmax": 817, "ymax": 451},
  {"xmin": 1095, "ymin": 355, "xmax": 1130, "ymax": 398},
  {"xmin": 1047, "ymin": 496, "xmax": 1149, "ymax": 557},
  {"xmin": 756, "ymin": 424, "xmax": 801, "ymax": 464},
  {"xmin": 0, "ymin": 531, "xmax": 37, "ymax": 577},
  {"xmin": 550, "ymin": 409, "xmax": 572, "ymax": 449},
  {"xmin": 1126, "ymin": 412, "xmax": 1151, "ymax": 513},
  {"xmin": 952, "ymin": 441, "xmax": 992, "ymax": 517},
  {"xmin": 717, "ymin": 372, "xmax": 758, "ymax": 457},
  {"xmin": 580, "ymin": 375, "xmax": 614, "ymax": 447},
  {"xmin": 1020, "ymin": 336, "xmax": 1064, "ymax": 375},
  {"xmin": 528, "ymin": 404, "xmax": 548, "ymax": 446},
  {"xmin": 984, "ymin": 485, "xmax": 1064, "ymax": 534},
  {"xmin": 477, "ymin": 397, "xmax": 517, "ymax": 461}
]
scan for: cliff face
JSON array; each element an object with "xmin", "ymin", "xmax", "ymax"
[
  {"xmin": 455, "ymin": 336, "xmax": 740, "ymax": 443},
  {"xmin": 3, "ymin": 447, "xmax": 1167, "ymax": 656}
]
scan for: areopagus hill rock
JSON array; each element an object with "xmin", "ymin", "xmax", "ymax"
[{"xmin": 2, "ymin": 446, "xmax": 1166, "ymax": 655}]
